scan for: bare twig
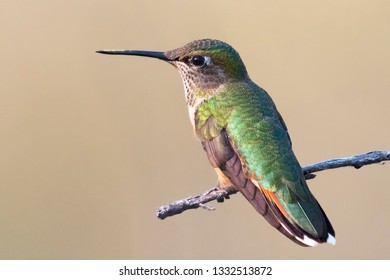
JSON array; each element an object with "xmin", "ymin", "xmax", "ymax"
[{"xmin": 156, "ymin": 150, "xmax": 390, "ymax": 220}]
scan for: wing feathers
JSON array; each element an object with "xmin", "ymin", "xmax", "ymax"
[{"xmin": 202, "ymin": 128, "xmax": 334, "ymax": 246}]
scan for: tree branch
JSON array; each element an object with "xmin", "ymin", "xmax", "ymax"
[{"xmin": 156, "ymin": 150, "xmax": 390, "ymax": 220}]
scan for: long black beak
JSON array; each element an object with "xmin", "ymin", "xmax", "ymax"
[{"xmin": 96, "ymin": 49, "xmax": 169, "ymax": 61}]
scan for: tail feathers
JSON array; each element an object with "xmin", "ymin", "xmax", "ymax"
[
  {"xmin": 223, "ymin": 152, "xmax": 335, "ymax": 247},
  {"xmin": 245, "ymin": 178, "xmax": 335, "ymax": 246},
  {"xmin": 257, "ymin": 180, "xmax": 336, "ymax": 246},
  {"xmin": 317, "ymin": 200, "xmax": 336, "ymax": 244}
]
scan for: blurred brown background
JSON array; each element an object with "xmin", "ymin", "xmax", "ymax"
[{"xmin": 1, "ymin": 0, "xmax": 389, "ymax": 259}]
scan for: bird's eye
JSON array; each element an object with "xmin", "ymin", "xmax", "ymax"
[{"xmin": 190, "ymin": 55, "xmax": 207, "ymax": 67}]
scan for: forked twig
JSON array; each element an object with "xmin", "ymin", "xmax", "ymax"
[{"xmin": 157, "ymin": 150, "xmax": 389, "ymax": 220}]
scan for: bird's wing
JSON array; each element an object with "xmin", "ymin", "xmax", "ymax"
[{"xmin": 200, "ymin": 115, "xmax": 334, "ymax": 246}]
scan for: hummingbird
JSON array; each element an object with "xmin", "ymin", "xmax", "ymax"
[{"xmin": 97, "ymin": 39, "xmax": 335, "ymax": 247}]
